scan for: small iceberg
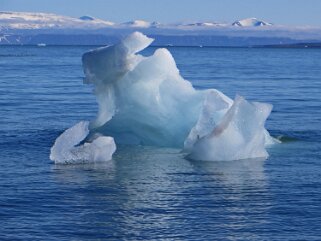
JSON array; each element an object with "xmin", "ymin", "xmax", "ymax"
[
  {"xmin": 50, "ymin": 121, "xmax": 116, "ymax": 164},
  {"xmin": 50, "ymin": 32, "xmax": 277, "ymax": 164}
]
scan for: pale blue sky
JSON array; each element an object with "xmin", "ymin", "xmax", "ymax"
[{"xmin": 1, "ymin": 0, "xmax": 321, "ymax": 26}]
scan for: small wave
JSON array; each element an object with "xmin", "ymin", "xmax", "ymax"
[
  {"xmin": 0, "ymin": 129, "xmax": 61, "ymax": 149},
  {"xmin": 275, "ymin": 135, "xmax": 298, "ymax": 142},
  {"xmin": 270, "ymin": 130, "xmax": 321, "ymax": 142},
  {"xmin": 0, "ymin": 54, "xmax": 36, "ymax": 57}
]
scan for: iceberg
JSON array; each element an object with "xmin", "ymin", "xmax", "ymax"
[{"xmin": 50, "ymin": 31, "xmax": 277, "ymax": 163}]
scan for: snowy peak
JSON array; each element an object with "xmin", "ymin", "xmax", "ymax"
[
  {"xmin": 79, "ymin": 15, "xmax": 95, "ymax": 21},
  {"xmin": 232, "ymin": 18, "xmax": 272, "ymax": 27}
]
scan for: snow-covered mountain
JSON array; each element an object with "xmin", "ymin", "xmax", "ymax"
[
  {"xmin": 1, "ymin": 11, "xmax": 321, "ymax": 46},
  {"xmin": 180, "ymin": 22, "xmax": 228, "ymax": 27},
  {"xmin": 79, "ymin": 15, "xmax": 96, "ymax": 21},
  {"xmin": 0, "ymin": 11, "xmax": 274, "ymax": 30},
  {"xmin": 232, "ymin": 18, "xmax": 272, "ymax": 27},
  {"xmin": 0, "ymin": 11, "xmax": 114, "ymax": 30}
]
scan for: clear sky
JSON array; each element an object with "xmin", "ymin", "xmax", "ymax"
[{"xmin": 1, "ymin": 0, "xmax": 321, "ymax": 26}]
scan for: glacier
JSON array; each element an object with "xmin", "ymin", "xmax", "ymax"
[{"xmin": 50, "ymin": 31, "xmax": 277, "ymax": 164}]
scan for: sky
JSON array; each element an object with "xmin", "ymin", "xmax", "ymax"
[{"xmin": 1, "ymin": 0, "xmax": 321, "ymax": 26}]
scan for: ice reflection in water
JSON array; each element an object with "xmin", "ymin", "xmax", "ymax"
[{"xmin": 52, "ymin": 146, "xmax": 271, "ymax": 239}]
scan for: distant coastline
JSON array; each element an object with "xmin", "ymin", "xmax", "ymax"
[
  {"xmin": 259, "ymin": 42, "xmax": 321, "ymax": 48},
  {"xmin": 1, "ymin": 11, "xmax": 321, "ymax": 47},
  {"xmin": 1, "ymin": 34, "xmax": 320, "ymax": 48}
]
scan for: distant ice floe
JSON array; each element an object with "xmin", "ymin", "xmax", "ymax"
[{"xmin": 50, "ymin": 32, "xmax": 278, "ymax": 164}]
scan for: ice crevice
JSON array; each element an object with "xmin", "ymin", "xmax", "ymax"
[{"xmin": 50, "ymin": 32, "xmax": 278, "ymax": 164}]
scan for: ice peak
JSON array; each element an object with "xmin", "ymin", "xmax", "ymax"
[{"xmin": 79, "ymin": 15, "xmax": 95, "ymax": 21}]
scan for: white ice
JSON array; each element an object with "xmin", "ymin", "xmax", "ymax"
[
  {"xmin": 187, "ymin": 95, "xmax": 273, "ymax": 161},
  {"xmin": 51, "ymin": 31, "xmax": 277, "ymax": 163},
  {"xmin": 50, "ymin": 121, "xmax": 116, "ymax": 164}
]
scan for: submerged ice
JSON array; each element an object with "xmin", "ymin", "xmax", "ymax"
[{"xmin": 50, "ymin": 32, "xmax": 276, "ymax": 163}]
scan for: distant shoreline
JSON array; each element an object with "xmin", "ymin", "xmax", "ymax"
[
  {"xmin": 1, "ymin": 43, "xmax": 320, "ymax": 48},
  {"xmin": 258, "ymin": 42, "xmax": 321, "ymax": 48}
]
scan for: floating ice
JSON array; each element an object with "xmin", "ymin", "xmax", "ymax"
[
  {"xmin": 50, "ymin": 121, "xmax": 116, "ymax": 164},
  {"xmin": 51, "ymin": 31, "xmax": 277, "ymax": 163},
  {"xmin": 187, "ymin": 95, "xmax": 273, "ymax": 161}
]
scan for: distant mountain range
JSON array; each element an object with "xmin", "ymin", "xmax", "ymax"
[
  {"xmin": 1, "ymin": 11, "xmax": 321, "ymax": 46},
  {"xmin": 0, "ymin": 11, "xmax": 272, "ymax": 29}
]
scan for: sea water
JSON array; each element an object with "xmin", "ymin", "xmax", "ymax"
[{"xmin": 1, "ymin": 45, "xmax": 321, "ymax": 240}]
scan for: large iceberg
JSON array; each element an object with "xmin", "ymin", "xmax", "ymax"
[{"xmin": 50, "ymin": 32, "xmax": 277, "ymax": 163}]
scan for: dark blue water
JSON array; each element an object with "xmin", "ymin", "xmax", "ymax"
[{"xmin": 1, "ymin": 45, "xmax": 321, "ymax": 240}]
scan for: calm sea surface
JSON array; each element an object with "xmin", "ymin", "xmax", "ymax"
[{"xmin": 1, "ymin": 45, "xmax": 321, "ymax": 240}]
